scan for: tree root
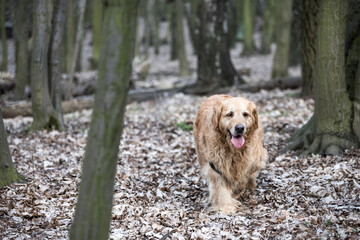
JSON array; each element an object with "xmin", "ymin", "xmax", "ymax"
[{"xmin": 281, "ymin": 116, "xmax": 357, "ymax": 155}]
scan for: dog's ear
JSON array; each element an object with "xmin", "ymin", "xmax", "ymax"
[
  {"xmin": 211, "ymin": 103, "xmax": 223, "ymax": 131},
  {"xmin": 249, "ymin": 101, "xmax": 258, "ymax": 129}
]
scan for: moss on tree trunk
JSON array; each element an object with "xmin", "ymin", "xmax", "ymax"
[
  {"xmin": 242, "ymin": 0, "xmax": 255, "ymax": 55},
  {"xmin": 0, "ymin": 109, "xmax": 26, "ymax": 188},
  {"xmin": 175, "ymin": 0, "xmax": 189, "ymax": 76},
  {"xmin": 283, "ymin": 0, "xmax": 359, "ymax": 155},
  {"xmin": 271, "ymin": 0, "xmax": 293, "ymax": 79},
  {"xmin": 69, "ymin": 0, "xmax": 139, "ymax": 239}
]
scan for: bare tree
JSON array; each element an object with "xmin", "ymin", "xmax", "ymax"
[
  {"xmin": 70, "ymin": 0, "xmax": 139, "ymax": 239},
  {"xmin": 271, "ymin": 0, "xmax": 293, "ymax": 79},
  {"xmin": 1, "ymin": 0, "xmax": 7, "ymax": 71},
  {"xmin": 31, "ymin": 0, "xmax": 64, "ymax": 131},
  {"xmin": 175, "ymin": 0, "xmax": 190, "ymax": 76},
  {"xmin": 283, "ymin": 0, "xmax": 360, "ymax": 155},
  {"xmin": 12, "ymin": 0, "xmax": 31, "ymax": 100},
  {"xmin": 0, "ymin": 109, "xmax": 25, "ymax": 187}
]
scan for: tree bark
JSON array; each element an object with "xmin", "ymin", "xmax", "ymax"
[
  {"xmin": 1, "ymin": 0, "xmax": 7, "ymax": 71},
  {"xmin": 12, "ymin": 0, "xmax": 30, "ymax": 100},
  {"xmin": 69, "ymin": 0, "xmax": 139, "ymax": 239},
  {"xmin": 300, "ymin": 0, "xmax": 319, "ymax": 96},
  {"xmin": 289, "ymin": 0, "xmax": 301, "ymax": 66},
  {"xmin": 283, "ymin": 0, "xmax": 358, "ymax": 155},
  {"xmin": 271, "ymin": 0, "xmax": 293, "ymax": 79},
  {"xmin": 187, "ymin": 0, "xmax": 243, "ymax": 94},
  {"xmin": 31, "ymin": 0, "xmax": 63, "ymax": 131},
  {"xmin": 0, "ymin": 109, "xmax": 26, "ymax": 188},
  {"xmin": 260, "ymin": 0, "xmax": 275, "ymax": 54},
  {"xmin": 170, "ymin": 1, "xmax": 177, "ymax": 60},
  {"xmin": 67, "ymin": 0, "xmax": 87, "ymax": 100},
  {"xmin": 242, "ymin": 0, "xmax": 256, "ymax": 55},
  {"xmin": 49, "ymin": 0, "xmax": 67, "ymax": 130},
  {"xmin": 175, "ymin": 0, "xmax": 190, "ymax": 76},
  {"xmin": 91, "ymin": 0, "xmax": 103, "ymax": 68}
]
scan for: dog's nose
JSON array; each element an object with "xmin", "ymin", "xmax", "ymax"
[{"xmin": 235, "ymin": 124, "xmax": 245, "ymax": 134}]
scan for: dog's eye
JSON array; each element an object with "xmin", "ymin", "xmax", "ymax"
[
  {"xmin": 243, "ymin": 112, "xmax": 249, "ymax": 118},
  {"xmin": 226, "ymin": 112, "xmax": 234, "ymax": 118}
]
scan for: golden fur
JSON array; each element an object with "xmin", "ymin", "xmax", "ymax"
[{"xmin": 193, "ymin": 94, "xmax": 267, "ymax": 214}]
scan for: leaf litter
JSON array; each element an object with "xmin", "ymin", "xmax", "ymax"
[{"xmin": 1, "ymin": 88, "xmax": 359, "ymax": 240}]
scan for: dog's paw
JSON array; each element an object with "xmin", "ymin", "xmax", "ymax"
[{"xmin": 212, "ymin": 204, "xmax": 237, "ymax": 215}]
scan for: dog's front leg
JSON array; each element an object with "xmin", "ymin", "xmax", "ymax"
[{"xmin": 208, "ymin": 176, "xmax": 238, "ymax": 214}]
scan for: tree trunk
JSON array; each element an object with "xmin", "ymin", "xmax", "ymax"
[
  {"xmin": 153, "ymin": 0, "xmax": 160, "ymax": 55},
  {"xmin": 184, "ymin": 0, "xmax": 198, "ymax": 54},
  {"xmin": 12, "ymin": 0, "xmax": 30, "ymax": 100},
  {"xmin": 67, "ymin": 0, "xmax": 87, "ymax": 100},
  {"xmin": 283, "ymin": 0, "xmax": 359, "ymax": 155},
  {"xmin": 66, "ymin": 0, "xmax": 75, "ymax": 74},
  {"xmin": 175, "ymin": 0, "xmax": 190, "ymax": 76},
  {"xmin": 0, "ymin": 0, "xmax": 7, "ymax": 71},
  {"xmin": 69, "ymin": 0, "xmax": 139, "ymax": 239},
  {"xmin": 260, "ymin": 0, "xmax": 275, "ymax": 54},
  {"xmin": 289, "ymin": 0, "xmax": 301, "ymax": 66},
  {"xmin": 242, "ymin": 0, "xmax": 256, "ymax": 55},
  {"xmin": 0, "ymin": 109, "xmax": 26, "ymax": 188},
  {"xmin": 300, "ymin": 0, "xmax": 319, "ymax": 96},
  {"xmin": 31, "ymin": 0, "xmax": 63, "ymax": 131},
  {"xmin": 271, "ymin": 0, "xmax": 293, "ymax": 79},
  {"xmin": 91, "ymin": 0, "xmax": 103, "ymax": 68},
  {"xmin": 186, "ymin": 0, "xmax": 243, "ymax": 94},
  {"xmin": 49, "ymin": 0, "xmax": 67, "ymax": 129},
  {"xmin": 170, "ymin": 1, "xmax": 177, "ymax": 60}
]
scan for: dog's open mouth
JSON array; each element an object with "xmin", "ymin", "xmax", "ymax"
[{"xmin": 228, "ymin": 130, "xmax": 245, "ymax": 148}]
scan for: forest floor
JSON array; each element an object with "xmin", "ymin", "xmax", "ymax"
[
  {"xmin": 1, "ymin": 88, "xmax": 359, "ymax": 239},
  {"xmin": 1, "ymin": 26, "xmax": 359, "ymax": 239}
]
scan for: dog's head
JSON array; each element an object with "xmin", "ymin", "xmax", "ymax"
[{"xmin": 212, "ymin": 97, "xmax": 258, "ymax": 149}]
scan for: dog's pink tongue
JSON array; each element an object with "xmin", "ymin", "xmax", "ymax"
[{"xmin": 231, "ymin": 136, "xmax": 245, "ymax": 148}]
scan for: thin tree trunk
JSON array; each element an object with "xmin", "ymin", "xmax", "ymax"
[
  {"xmin": 66, "ymin": 0, "xmax": 87, "ymax": 100},
  {"xmin": 69, "ymin": 0, "xmax": 139, "ymax": 239},
  {"xmin": 12, "ymin": 0, "xmax": 30, "ymax": 100},
  {"xmin": 143, "ymin": 0, "xmax": 152, "ymax": 59},
  {"xmin": 92, "ymin": 0, "xmax": 103, "ymax": 68},
  {"xmin": 0, "ymin": 109, "xmax": 26, "ymax": 187},
  {"xmin": 1, "ymin": 0, "xmax": 7, "ymax": 71},
  {"xmin": 184, "ymin": 0, "xmax": 199, "ymax": 54},
  {"xmin": 271, "ymin": 0, "xmax": 293, "ymax": 79},
  {"xmin": 170, "ymin": 1, "xmax": 177, "ymax": 60},
  {"xmin": 289, "ymin": 0, "xmax": 301, "ymax": 66},
  {"xmin": 66, "ymin": 0, "xmax": 75, "ymax": 74},
  {"xmin": 175, "ymin": 0, "xmax": 189, "ymax": 76},
  {"xmin": 31, "ymin": 0, "xmax": 62, "ymax": 131},
  {"xmin": 49, "ymin": 0, "xmax": 67, "ymax": 129},
  {"xmin": 242, "ymin": 0, "xmax": 255, "ymax": 55},
  {"xmin": 300, "ymin": 0, "xmax": 319, "ymax": 96},
  {"xmin": 260, "ymin": 0, "xmax": 275, "ymax": 54},
  {"xmin": 153, "ymin": 0, "xmax": 160, "ymax": 55}
]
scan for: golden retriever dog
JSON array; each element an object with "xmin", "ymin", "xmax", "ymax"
[{"xmin": 193, "ymin": 94, "xmax": 267, "ymax": 214}]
